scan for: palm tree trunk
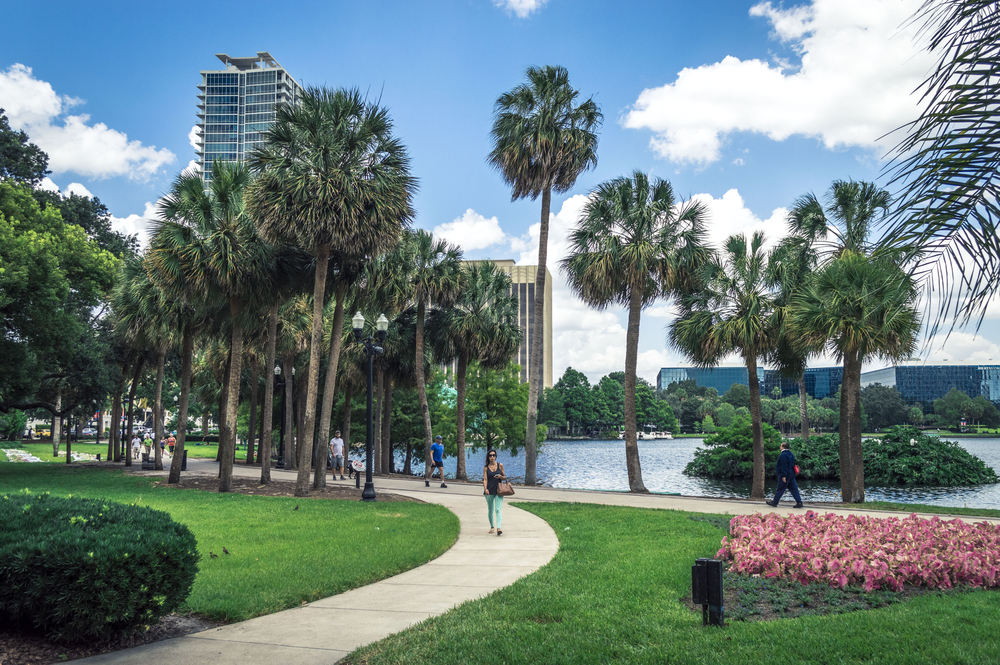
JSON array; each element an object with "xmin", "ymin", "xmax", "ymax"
[
  {"xmin": 746, "ymin": 355, "xmax": 765, "ymax": 499},
  {"xmin": 283, "ymin": 351, "xmax": 296, "ymax": 471},
  {"xmin": 342, "ymin": 383, "xmax": 353, "ymax": 467},
  {"xmin": 110, "ymin": 364, "xmax": 127, "ymax": 461},
  {"xmin": 125, "ymin": 359, "xmax": 144, "ymax": 468},
  {"xmin": 404, "ymin": 443, "xmax": 412, "ymax": 475},
  {"xmin": 623, "ymin": 290, "xmax": 647, "ymax": 492},
  {"xmin": 415, "ymin": 298, "xmax": 434, "ymax": 481},
  {"xmin": 52, "ymin": 393, "xmax": 61, "ymax": 457},
  {"xmin": 455, "ymin": 352, "xmax": 468, "ymax": 481},
  {"xmin": 382, "ymin": 380, "xmax": 392, "ymax": 474},
  {"xmin": 260, "ymin": 304, "xmax": 278, "ymax": 483},
  {"xmin": 154, "ymin": 345, "xmax": 166, "ymax": 471},
  {"xmin": 168, "ymin": 322, "xmax": 194, "ymax": 484},
  {"xmin": 299, "ymin": 242, "xmax": 331, "ymax": 496},
  {"xmin": 798, "ymin": 373, "xmax": 809, "ymax": 440},
  {"xmin": 295, "ymin": 362, "xmax": 307, "ymax": 470},
  {"xmin": 202, "ymin": 412, "xmax": 208, "ymax": 440},
  {"xmin": 523, "ymin": 185, "xmax": 551, "ymax": 487},
  {"xmin": 373, "ymin": 368, "xmax": 383, "ymax": 476},
  {"xmin": 315, "ymin": 282, "xmax": 348, "ymax": 489},
  {"xmin": 219, "ymin": 309, "xmax": 244, "ymax": 493},
  {"xmin": 841, "ymin": 350, "xmax": 865, "ymax": 503},
  {"xmin": 247, "ymin": 361, "xmax": 259, "ymax": 465}
]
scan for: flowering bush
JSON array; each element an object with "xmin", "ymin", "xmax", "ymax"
[
  {"xmin": 718, "ymin": 512, "xmax": 1000, "ymax": 592},
  {"xmin": 1, "ymin": 449, "xmax": 43, "ymax": 463}
]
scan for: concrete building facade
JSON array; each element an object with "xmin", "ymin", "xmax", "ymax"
[
  {"xmin": 455, "ymin": 259, "xmax": 553, "ymax": 391},
  {"xmin": 196, "ymin": 52, "xmax": 303, "ymax": 183}
]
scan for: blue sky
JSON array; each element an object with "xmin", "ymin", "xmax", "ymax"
[{"xmin": 4, "ymin": 0, "xmax": 998, "ymax": 384}]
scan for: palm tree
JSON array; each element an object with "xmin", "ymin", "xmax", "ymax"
[
  {"xmin": 564, "ymin": 170, "xmax": 708, "ymax": 493},
  {"xmin": 670, "ymin": 231, "xmax": 777, "ymax": 499},
  {"xmin": 886, "ymin": 0, "xmax": 1000, "ymax": 330},
  {"xmin": 403, "ymin": 230, "xmax": 462, "ymax": 483},
  {"xmin": 768, "ymin": 207, "xmax": 827, "ymax": 440},
  {"xmin": 432, "ymin": 262, "xmax": 521, "ymax": 481},
  {"xmin": 248, "ymin": 86, "xmax": 416, "ymax": 497},
  {"xmin": 156, "ymin": 161, "xmax": 272, "ymax": 493},
  {"xmin": 786, "ymin": 180, "xmax": 921, "ymax": 503},
  {"xmin": 488, "ymin": 65, "xmax": 602, "ymax": 486}
]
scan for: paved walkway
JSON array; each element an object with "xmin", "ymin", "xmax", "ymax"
[{"xmin": 75, "ymin": 460, "xmax": 999, "ymax": 664}]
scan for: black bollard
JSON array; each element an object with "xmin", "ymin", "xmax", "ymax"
[
  {"xmin": 692, "ymin": 558, "xmax": 725, "ymax": 627},
  {"xmin": 182, "ymin": 450, "xmax": 188, "ymax": 471}
]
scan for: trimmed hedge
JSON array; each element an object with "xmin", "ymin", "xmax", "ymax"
[{"xmin": 0, "ymin": 491, "xmax": 199, "ymax": 643}]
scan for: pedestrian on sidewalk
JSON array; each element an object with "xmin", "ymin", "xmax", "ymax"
[
  {"xmin": 766, "ymin": 441, "xmax": 803, "ymax": 508},
  {"xmin": 330, "ymin": 430, "xmax": 345, "ymax": 480},
  {"xmin": 167, "ymin": 433, "xmax": 176, "ymax": 456},
  {"xmin": 131, "ymin": 433, "xmax": 141, "ymax": 460},
  {"xmin": 430, "ymin": 435, "xmax": 447, "ymax": 488},
  {"xmin": 483, "ymin": 450, "xmax": 506, "ymax": 535}
]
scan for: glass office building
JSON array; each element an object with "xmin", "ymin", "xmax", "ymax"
[
  {"xmin": 196, "ymin": 52, "xmax": 303, "ymax": 183},
  {"xmin": 763, "ymin": 367, "xmax": 844, "ymax": 401},
  {"xmin": 861, "ymin": 364, "xmax": 1000, "ymax": 413},
  {"xmin": 657, "ymin": 367, "xmax": 749, "ymax": 396}
]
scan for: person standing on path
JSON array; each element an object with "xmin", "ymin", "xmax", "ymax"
[
  {"xmin": 330, "ymin": 430, "xmax": 346, "ymax": 480},
  {"xmin": 766, "ymin": 441, "xmax": 804, "ymax": 508},
  {"xmin": 483, "ymin": 450, "xmax": 506, "ymax": 535},
  {"xmin": 428, "ymin": 435, "xmax": 447, "ymax": 488}
]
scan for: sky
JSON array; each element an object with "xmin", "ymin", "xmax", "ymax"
[{"xmin": 3, "ymin": 0, "xmax": 999, "ymax": 386}]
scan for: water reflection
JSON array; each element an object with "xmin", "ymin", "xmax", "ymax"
[{"xmin": 375, "ymin": 437, "xmax": 1000, "ymax": 509}]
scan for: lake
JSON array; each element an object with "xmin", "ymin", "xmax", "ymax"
[{"xmin": 377, "ymin": 437, "xmax": 1000, "ymax": 510}]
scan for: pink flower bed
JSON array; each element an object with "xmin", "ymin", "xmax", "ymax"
[{"xmin": 718, "ymin": 511, "xmax": 1000, "ymax": 592}]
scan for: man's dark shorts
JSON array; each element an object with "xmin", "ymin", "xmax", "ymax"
[{"xmin": 433, "ymin": 460, "xmax": 444, "ymax": 468}]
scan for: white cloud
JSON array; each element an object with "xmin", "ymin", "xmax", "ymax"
[
  {"xmin": 623, "ymin": 0, "xmax": 932, "ymax": 166},
  {"xmin": 111, "ymin": 201, "xmax": 157, "ymax": 250},
  {"xmin": 434, "ymin": 208, "xmax": 507, "ymax": 250},
  {"xmin": 493, "ymin": 0, "xmax": 548, "ymax": 18},
  {"xmin": 64, "ymin": 182, "xmax": 93, "ymax": 198},
  {"xmin": 188, "ymin": 125, "xmax": 201, "ymax": 150},
  {"xmin": 183, "ymin": 160, "xmax": 201, "ymax": 176},
  {"xmin": 921, "ymin": 333, "xmax": 1000, "ymax": 364},
  {"xmin": 690, "ymin": 188, "xmax": 789, "ymax": 250},
  {"xmin": 0, "ymin": 64, "xmax": 175, "ymax": 179},
  {"xmin": 38, "ymin": 177, "xmax": 60, "ymax": 193}
]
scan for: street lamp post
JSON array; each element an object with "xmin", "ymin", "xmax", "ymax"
[
  {"xmin": 274, "ymin": 365, "xmax": 287, "ymax": 469},
  {"xmin": 352, "ymin": 312, "xmax": 389, "ymax": 502}
]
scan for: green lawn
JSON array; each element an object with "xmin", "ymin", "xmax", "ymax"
[
  {"xmin": 3, "ymin": 441, "xmax": 252, "ymax": 463},
  {"xmin": 344, "ymin": 502, "xmax": 1000, "ymax": 665},
  {"xmin": 0, "ymin": 463, "xmax": 458, "ymax": 622}
]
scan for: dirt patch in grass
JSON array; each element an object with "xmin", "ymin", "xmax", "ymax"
[
  {"xmin": 0, "ymin": 613, "xmax": 220, "ymax": 665},
  {"xmin": 682, "ymin": 569, "xmax": 976, "ymax": 623},
  {"xmin": 151, "ymin": 474, "xmax": 424, "ymax": 502}
]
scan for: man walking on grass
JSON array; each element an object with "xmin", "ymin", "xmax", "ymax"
[
  {"xmin": 766, "ymin": 441, "xmax": 803, "ymax": 508},
  {"xmin": 330, "ymin": 430, "xmax": 345, "ymax": 480}
]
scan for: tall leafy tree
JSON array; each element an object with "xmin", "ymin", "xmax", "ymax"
[
  {"xmin": 671, "ymin": 232, "xmax": 777, "ymax": 499},
  {"xmin": 786, "ymin": 180, "xmax": 921, "ymax": 503},
  {"xmin": 488, "ymin": 65, "xmax": 602, "ymax": 485},
  {"xmin": 248, "ymin": 87, "xmax": 416, "ymax": 497},
  {"xmin": 0, "ymin": 109, "xmax": 49, "ymax": 187},
  {"xmin": 432, "ymin": 262, "xmax": 521, "ymax": 480},
  {"xmin": 886, "ymin": 0, "xmax": 1000, "ymax": 330},
  {"xmin": 565, "ymin": 170, "xmax": 707, "ymax": 492}
]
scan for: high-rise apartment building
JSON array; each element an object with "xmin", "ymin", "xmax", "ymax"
[
  {"xmin": 452, "ymin": 259, "xmax": 553, "ymax": 391},
  {"xmin": 196, "ymin": 52, "xmax": 303, "ymax": 183}
]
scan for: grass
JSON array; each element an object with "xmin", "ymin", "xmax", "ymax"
[
  {"xmin": 344, "ymin": 502, "xmax": 1000, "ymax": 665},
  {"xmin": 2, "ymin": 442, "xmax": 250, "ymax": 462},
  {"xmin": 0, "ymin": 463, "xmax": 458, "ymax": 622},
  {"xmin": 859, "ymin": 501, "xmax": 1000, "ymax": 519}
]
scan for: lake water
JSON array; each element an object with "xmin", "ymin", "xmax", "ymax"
[{"xmin": 375, "ymin": 437, "xmax": 1000, "ymax": 509}]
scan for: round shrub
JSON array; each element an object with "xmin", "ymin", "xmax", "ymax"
[
  {"xmin": 862, "ymin": 426, "xmax": 999, "ymax": 486},
  {"xmin": 683, "ymin": 415, "xmax": 783, "ymax": 478},
  {"xmin": 0, "ymin": 491, "xmax": 199, "ymax": 643}
]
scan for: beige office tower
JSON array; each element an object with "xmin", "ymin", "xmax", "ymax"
[{"xmin": 462, "ymin": 259, "xmax": 553, "ymax": 391}]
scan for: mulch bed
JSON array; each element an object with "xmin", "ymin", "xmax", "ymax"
[
  {"xmin": 0, "ymin": 614, "xmax": 220, "ymax": 665},
  {"xmin": 149, "ymin": 474, "xmax": 424, "ymax": 502},
  {"xmin": 1, "ymin": 470, "xmax": 421, "ymax": 664}
]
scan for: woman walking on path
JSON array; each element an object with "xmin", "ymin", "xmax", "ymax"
[{"xmin": 483, "ymin": 451, "xmax": 506, "ymax": 535}]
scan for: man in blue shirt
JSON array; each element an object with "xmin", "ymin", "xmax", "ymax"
[
  {"xmin": 429, "ymin": 435, "xmax": 447, "ymax": 488},
  {"xmin": 766, "ymin": 441, "xmax": 803, "ymax": 508}
]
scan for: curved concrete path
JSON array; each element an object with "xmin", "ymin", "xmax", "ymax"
[
  {"xmin": 75, "ymin": 463, "xmax": 559, "ymax": 664},
  {"xmin": 74, "ymin": 458, "xmax": 998, "ymax": 663}
]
